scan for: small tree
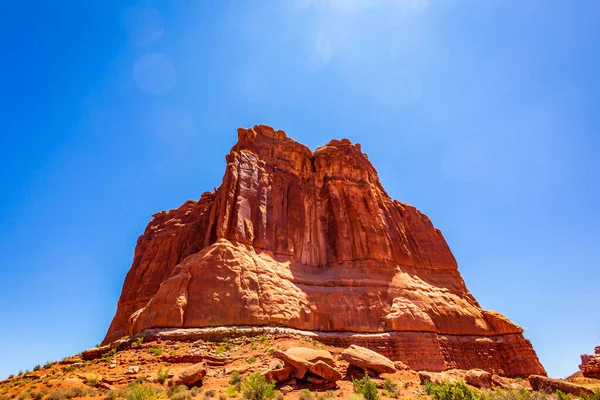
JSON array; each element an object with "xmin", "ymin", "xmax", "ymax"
[
  {"xmin": 353, "ymin": 373, "xmax": 379, "ymax": 400},
  {"xmin": 241, "ymin": 373, "xmax": 276, "ymax": 400}
]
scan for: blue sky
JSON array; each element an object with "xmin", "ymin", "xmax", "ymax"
[{"xmin": 0, "ymin": 0, "xmax": 599, "ymax": 379}]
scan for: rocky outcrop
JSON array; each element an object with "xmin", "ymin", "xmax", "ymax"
[
  {"xmin": 103, "ymin": 125, "xmax": 545, "ymax": 377},
  {"xmin": 269, "ymin": 347, "xmax": 341, "ymax": 384},
  {"xmin": 174, "ymin": 362, "xmax": 207, "ymax": 387},
  {"xmin": 341, "ymin": 345, "xmax": 396, "ymax": 376},
  {"xmin": 580, "ymin": 346, "xmax": 600, "ymax": 379},
  {"xmin": 529, "ymin": 375, "xmax": 595, "ymax": 396}
]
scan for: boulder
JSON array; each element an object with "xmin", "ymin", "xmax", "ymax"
[
  {"xmin": 491, "ymin": 374, "xmax": 523, "ymax": 390},
  {"xmin": 418, "ymin": 371, "xmax": 459, "ymax": 385},
  {"xmin": 341, "ymin": 345, "xmax": 396, "ymax": 375},
  {"xmin": 465, "ymin": 369, "xmax": 492, "ymax": 389},
  {"xmin": 273, "ymin": 350, "xmax": 313, "ymax": 379},
  {"xmin": 174, "ymin": 362, "xmax": 207, "ymax": 387},
  {"xmin": 529, "ymin": 375, "xmax": 594, "ymax": 397},
  {"xmin": 125, "ymin": 366, "xmax": 140, "ymax": 375},
  {"xmin": 309, "ymin": 361, "xmax": 342, "ymax": 383},
  {"xmin": 285, "ymin": 348, "xmax": 334, "ymax": 366},
  {"xmin": 264, "ymin": 366, "xmax": 290, "ymax": 383}
]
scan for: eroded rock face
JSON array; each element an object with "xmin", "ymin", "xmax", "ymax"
[
  {"xmin": 103, "ymin": 125, "xmax": 545, "ymax": 377},
  {"xmin": 579, "ymin": 346, "xmax": 600, "ymax": 379}
]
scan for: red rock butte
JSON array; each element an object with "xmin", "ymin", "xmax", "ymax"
[{"xmin": 103, "ymin": 125, "xmax": 545, "ymax": 377}]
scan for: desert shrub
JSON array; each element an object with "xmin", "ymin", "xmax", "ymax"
[
  {"xmin": 30, "ymin": 391, "xmax": 46, "ymax": 400},
  {"xmin": 157, "ymin": 368, "xmax": 169, "ymax": 385},
  {"xmin": 148, "ymin": 347, "xmax": 164, "ymax": 356},
  {"xmin": 203, "ymin": 390, "xmax": 216, "ymax": 399},
  {"xmin": 33, "ymin": 365, "xmax": 41, "ymax": 372},
  {"xmin": 226, "ymin": 385, "xmax": 240, "ymax": 398},
  {"xmin": 190, "ymin": 387, "xmax": 201, "ymax": 397},
  {"xmin": 555, "ymin": 391, "xmax": 570, "ymax": 400},
  {"xmin": 423, "ymin": 381, "xmax": 477, "ymax": 400},
  {"xmin": 123, "ymin": 383, "xmax": 161, "ymax": 400},
  {"xmin": 229, "ymin": 372, "xmax": 242, "ymax": 385},
  {"xmin": 215, "ymin": 344, "xmax": 230, "ymax": 355},
  {"xmin": 173, "ymin": 390, "xmax": 192, "ymax": 400},
  {"xmin": 65, "ymin": 387, "xmax": 87, "ymax": 398},
  {"xmin": 44, "ymin": 361, "xmax": 55, "ymax": 369},
  {"xmin": 131, "ymin": 337, "xmax": 144, "ymax": 348},
  {"xmin": 47, "ymin": 390, "xmax": 66, "ymax": 400},
  {"xmin": 581, "ymin": 390, "xmax": 600, "ymax": 400},
  {"xmin": 17, "ymin": 392, "xmax": 30, "ymax": 400},
  {"xmin": 241, "ymin": 373, "xmax": 275, "ymax": 400},
  {"xmin": 103, "ymin": 348, "xmax": 118, "ymax": 362},
  {"xmin": 299, "ymin": 389, "xmax": 314, "ymax": 400},
  {"xmin": 107, "ymin": 390, "xmax": 122, "ymax": 400},
  {"xmin": 218, "ymin": 392, "xmax": 227, "ymax": 400},
  {"xmin": 168, "ymin": 385, "xmax": 188, "ymax": 399},
  {"xmin": 246, "ymin": 357, "xmax": 257, "ymax": 364},
  {"xmin": 276, "ymin": 394, "xmax": 284, "ymax": 400},
  {"xmin": 7, "ymin": 375, "xmax": 14, "ymax": 380},
  {"xmin": 383, "ymin": 378, "xmax": 399, "ymax": 397},
  {"xmin": 353, "ymin": 374, "xmax": 379, "ymax": 400},
  {"xmin": 87, "ymin": 375, "xmax": 99, "ymax": 387}
]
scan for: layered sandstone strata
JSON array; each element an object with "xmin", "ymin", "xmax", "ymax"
[
  {"xmin": 103, "ymin": 125, "xmax": 545, "ymax": 377},
  {"xmin": 580, "ymin": 346, "xmax": 600, "ymax": 379}
]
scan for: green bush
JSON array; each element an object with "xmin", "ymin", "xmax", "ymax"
[
  {"xmin": 157, "ymin": 368, "xmax": 169, "ymax": 385},
  {"xmin": 383, "ymin": 378, "xmax": 399, "ymax": 397},
  {"xmin": 123, "ymin": 383, "xmax": 161, "ymax": 400},
  {"xmin": 215, "ymin": 343, "xmax": 230, "ymax": 355},
  {"xmin": 582, "ymin": 390, "xmax": 600, "ymax": 400},
  {"xmin": 241, "ymin": 373, "xmax": 276, "ymax": 400},
  {"xmin": 353, "ymin": 374, "xmax": 379, "ymax": 400},
  {"xmin": 423, "ymin": 381, "xmax": 477, "ymax": 400},
  {"xmin": 131, "ymin": 337, "xmax": 144, "ymax": 348},
  {"xmin": 229, "ymin": 372, "xmax": 242, "ymax": 385},
  {"xmin": 299, "ymin": 389, "xmax": 314, "ymax": 400},
  {"xmin": 148, "ymin": 347, "xmax": 164, "ymax": 356},
  {"xmin": 33, "ymin": 365, "xmax": 41, "ymax": 372},
  {"xmin": 46, "ymin": 390, "xmax": 66, "ymax": 400},
  {"xmin": 226, "ymin": 385, "xmax": 240, "ymax": 398},
  {"xmin": 168, "ymin": 385, "xmax": 189, "ymax": 399},
  {"xmin": 556, "ymin": 391, "xmax": 570, "ymax": 400},
  {"xmin": 87, "ymin": 375, "xmax": 99, "ymax": 387},
  {"xmin": 247, "ymin": 357, "xmax": 257, "ymax": 363}
]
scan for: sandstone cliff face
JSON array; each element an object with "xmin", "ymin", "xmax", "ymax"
[{"xmin": 103, "ymin": 125, "xmax": 545, "ymax": 377}]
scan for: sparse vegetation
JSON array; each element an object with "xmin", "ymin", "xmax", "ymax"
[
  {"xmin": 157, "ymin": 368, "xmax": 169, "ymax": 385},
  {"xmin": 353, "ymin": 373, "xmax": 379, "ymax": 400},
  {"xmin": 226, "ymin": 385, "xmax": 240, "ymax": 398},
  {"xmin": 555, "ymin": 391, "xmax": 570, "ymax": 400},
  {"xmin": 148, "ymin": 347, "xmax": 164, "ymax": 356},
  {"xmin": 581, "ymin": 390, "xmax": 600, "ymax": 400},
  {"xmin": 241, "ymin": 373, "xmax": 275, "ymax": 400},
  {"xmin": 246, "ymin": 357, "xmax": 257, "ymax": 363},
  {"xmin": 131, "ymin": 337, "xmax": 144, "ymax": 348},
  {"xmin": 124, "ymin": 383, "xmax": 161, "ymax": 400},
  {"xmin": 215, "ymin": 343, "xmax": 231, "ymax": 355},
  {"xmin": 103, "ymin": 348, "xmax": 118, "ymax": 362},
  {"xmin": 382, "ymin": 378, "xmax": 399, "ymax": 398},
  {"xmin": 423, "ymin": 381, "xmax": 477, "ymax": 400},
  {"xmin": 86, "ymin": 375, "xmax": 98, "ymax": 387},
  {"xmin": 299, "ymin": 389, "xmax": 315, "ymax": 400}
]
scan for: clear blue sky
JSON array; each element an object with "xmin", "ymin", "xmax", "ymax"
[{"xmin": 0, "ymin": 0, "xmax": 598, "ymax": 380}]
